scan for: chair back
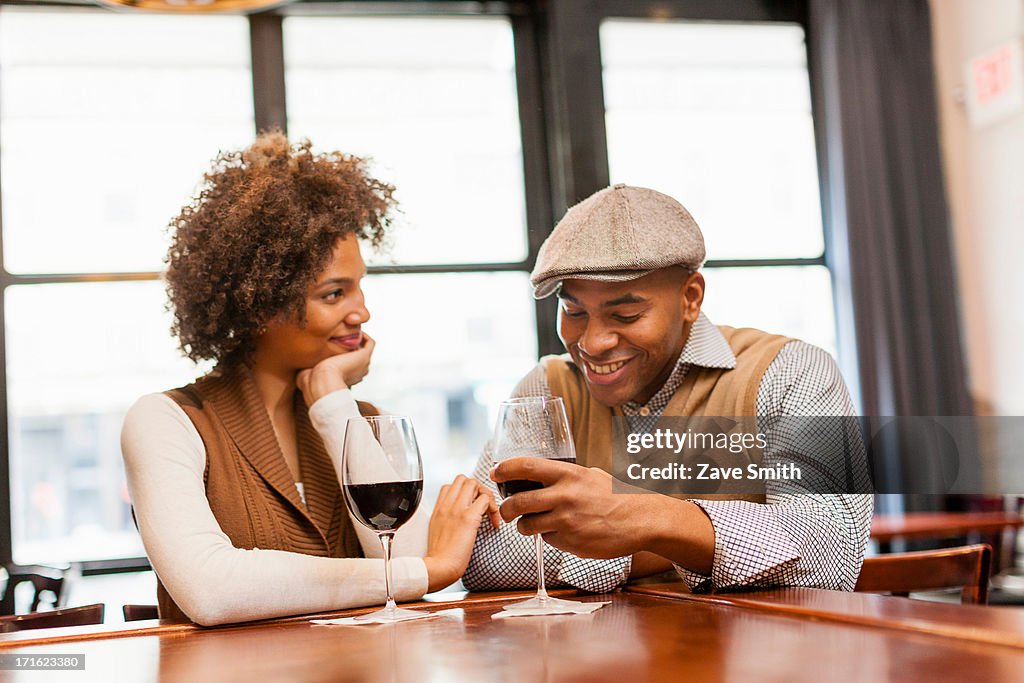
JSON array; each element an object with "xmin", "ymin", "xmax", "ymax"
[
  {"xmin": 855, "ymin": 544, "xmax": 992, "ymax": 604},
  {"xmin": 122, "ymin": 604, "xmax": 159, "ymax": 622},
  {"xmin": 0, "ymin": 603, "xmax": 105, "ymax": 632},
  {"xmin": 0, "ymin": 564, "xmax": 69, "ymax": 615}
]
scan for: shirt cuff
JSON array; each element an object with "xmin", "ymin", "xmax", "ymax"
[
  {"xmin": 687, "ymin": 499, "xmax": 802, "ymax": 590},
  {"xmin": 308, "ymin": 388, "xmax": 358, "ymax": 429},
  {"xmin": 555, "ymin": 554, "xmax": 631, "ymax": 593},
  {"xmin": 390, "ymin": 556, "xmax": 429, "ymax": 602},
  {"xmin": 673, "ymin": 566, "xmax": 713, "ymax": 592},
  {"xmin": 308, "ymin": 389, "xmax": 361, "ymax": 462}
]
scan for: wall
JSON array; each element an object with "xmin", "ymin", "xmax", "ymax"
[{"xmin": 930, "ymin": 0, "xmax": 1024, "ymax": 415}]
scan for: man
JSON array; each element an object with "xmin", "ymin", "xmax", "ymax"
[{"xmin": 463, "ymin": 184, "xmax": 871, "ymax": 593}]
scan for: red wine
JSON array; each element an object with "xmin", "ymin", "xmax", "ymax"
[
  {"xmin": 497, "ymin": 457, "xmax": 576, "ymax": 499},
  {"xmin": 345, "ymin": 480, "xmax": 423, "ymax": 532}
]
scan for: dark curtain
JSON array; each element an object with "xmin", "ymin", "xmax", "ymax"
[
  {"xmin": 808, "ymin": 0, "xmax": 975, "ymax": 513},
  {"xmin": 808, "ymin": 0, "xmax": 973, "ymax": 419}
]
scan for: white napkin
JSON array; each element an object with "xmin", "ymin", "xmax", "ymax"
[
  {"xmin": 491, "ymin": 601, "xmax": 611, "ymax": 619},
  {"xmin": 311, "ymin": 607, "xmax": 464, "ymax": 625}
]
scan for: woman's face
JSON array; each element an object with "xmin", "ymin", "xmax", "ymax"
[{"xmin": 254, "ymin": 236, "xmax": 370, "ymax": 373}]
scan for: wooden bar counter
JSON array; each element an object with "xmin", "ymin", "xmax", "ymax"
[
  {"xmin": 1, "ymin": 586, "xmax": 1023, "ymax": 681},
  {"xmin": 871, "ymin": 512, "xmax": 1024, "ymax": 544}
]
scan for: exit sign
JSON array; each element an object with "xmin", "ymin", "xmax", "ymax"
[{"xmin": 965, "ymin": 40, "xmax": 1024, "ymax": 128}]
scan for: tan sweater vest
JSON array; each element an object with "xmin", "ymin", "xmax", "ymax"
[
  {"xmin": 543, "ymin": 326, "xmax": 791, "ymax": 504},
  {"xmin": 156, "ymin": 365, "xmax": 368, "ymax": 623}
]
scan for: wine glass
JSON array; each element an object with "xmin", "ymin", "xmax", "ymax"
[
  {"xmin": 342, "ymin": 415, "xmax": 426, "ymax": 622},
  {"xmin": 493, "ymin": 396, "xmax": 585, "ymax": 612}
]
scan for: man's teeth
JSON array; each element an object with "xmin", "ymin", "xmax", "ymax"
[{"xmin": 587, "ymin": 360, "xmax": 626, "ymax": 375}]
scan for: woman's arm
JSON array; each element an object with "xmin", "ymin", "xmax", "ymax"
[{"xmin": 121, "ymin": 393, "xmax": 428, "ymax": 626}]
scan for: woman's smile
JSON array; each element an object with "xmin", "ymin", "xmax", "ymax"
[{"xmin": 331, "ymin": 332, "xmax": 364, "ymax": 350}]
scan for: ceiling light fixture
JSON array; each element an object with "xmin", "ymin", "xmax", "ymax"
[{"xmin": 97, "ymin": 0, "xmax": 294, "ymax": 13}]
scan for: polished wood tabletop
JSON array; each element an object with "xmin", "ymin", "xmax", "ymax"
[
  {"xmin": 2, "ymin": 587, "xmax": 1024, "ymax": 681},
  {"xmin": 626, "ymin": 583, "xmax": 1024, "ymax": 648},
  {"xmin": 871, "ymin": 511, "xmax": 1024, "ymax": 542}
]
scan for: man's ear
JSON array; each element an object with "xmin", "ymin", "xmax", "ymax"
[{"xmin": 682, "ymin": 271, "xmax": 705, "ymax": 324}]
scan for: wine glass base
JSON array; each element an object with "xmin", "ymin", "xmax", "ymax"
[
  {"xmin": 354, "ymin": 606, "xmax": 434, "ymax": 623},
  {"xmin": 502, "ymin": 594, "xmax": 588, "ymax": 613}
]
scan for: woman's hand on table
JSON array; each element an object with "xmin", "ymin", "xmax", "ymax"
[
  {"xmin": 423, "ymin": 475, "xmax": 500, "ymax": 592},
  {"xmin": 296, "ymin": 333, "xmax": 375, "ymax": 407}
]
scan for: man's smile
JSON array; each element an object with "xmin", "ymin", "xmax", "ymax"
[{"xmin": 579, "ymin": 355, "xmax": 635, "ymax": 384}]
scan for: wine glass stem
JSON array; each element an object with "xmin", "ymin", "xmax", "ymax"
[
  {"xmin": 534, "ymin": 534, "xmax": 549, "ymax": 604},
  {"xmin": 379, "ymin": 532, "xmax": 397, "ymax": 613}
]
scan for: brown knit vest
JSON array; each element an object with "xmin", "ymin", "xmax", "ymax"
[
  {"xmin": 154, "ymin": 365, "xmax": 369, "ymax": 623},
  {"xmin": 543, "ymin": 325, "xmax": 791, "ymax": 503}
]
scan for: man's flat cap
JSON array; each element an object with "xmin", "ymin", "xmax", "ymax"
[{"xmin": 530, "ymin": 184, "xmax": 706, "ymax": 298}]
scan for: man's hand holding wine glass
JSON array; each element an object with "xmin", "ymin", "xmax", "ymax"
[
  {"xmin": 492, "ymin": 456, "xmax": 715, "ymax": 576},
  {"xmin": 492, "ymin": 458, "xmax": 650, "ymax": 559}
]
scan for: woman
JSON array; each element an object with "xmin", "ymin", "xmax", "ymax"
[{"xmin": 121, "ymin": 132, "xmax": 497, "ymax": 626}]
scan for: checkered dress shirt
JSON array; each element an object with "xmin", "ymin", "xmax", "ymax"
[{"xmin": 463, "ymin": 313, "xmax": 872, "ymax": 593}]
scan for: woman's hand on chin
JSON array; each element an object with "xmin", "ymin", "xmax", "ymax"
[
  {"xmin": 423, "ymin": 475, "xmax": 500, "ymax": 592},
  {"xmin": 296, "ymin": 333, "xmax": 376, "ymax": 407}
]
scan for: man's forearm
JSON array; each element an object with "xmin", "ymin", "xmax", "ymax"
[{"xmin": 674, "ymin": 494, "xmax": 870, "ymax": 591}]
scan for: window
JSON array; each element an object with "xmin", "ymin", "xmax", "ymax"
[
  {"xmin": 0, "ymin": 2, "xmax": 847, "ymax": 582},
  {"xmin": 601, "ymin": 19, "xmax": 836, "ymax": 355},
  {"xmin": 1, "ymin": 10, "xmax": 253, "ymax": 274},
  {"xmin": 357, "ymin": 272, "xmax": 536, "ymax": 483},
  {"xmin": 0, "ymin": 8, "xmax": 539, "ymax": 569},
  {"xmin": 285, "ymin": 16, "xmax": 529, "ymax": 266},
  {"xmin": 0, "ymin": 9, "xmax": 250, "ymax": 564},
  {"xmin": 284, "ymin": 15, "xmax": 538, "ymax": 484}
]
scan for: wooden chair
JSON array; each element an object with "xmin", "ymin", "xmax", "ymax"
[
  {"xmin": 122, "ymin": 604, "xmax": 159, "ymax": 622},
  {"xmin": 0, "ymin": 564, "xmax": 69, "ymax": 615},
  {"xmin": 855, "ymin": 544, "xmax": 992, "ymax": 605},
  {"xmin": 0, "ymin": 603, "xmax": 104, "ymax": 632}
]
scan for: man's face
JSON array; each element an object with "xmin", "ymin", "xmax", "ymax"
[{"xmin": 557, "ymin": 268, "xmax": 704, "ymax": 407}]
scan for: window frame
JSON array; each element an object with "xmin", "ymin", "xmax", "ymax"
[
  {"xmin": 0, "ymin": 1, "xmax": 556, "ymax": 574},
  {"xmin": 0, "ymin": 0, "xmax": 840, "ymax": 576}
]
